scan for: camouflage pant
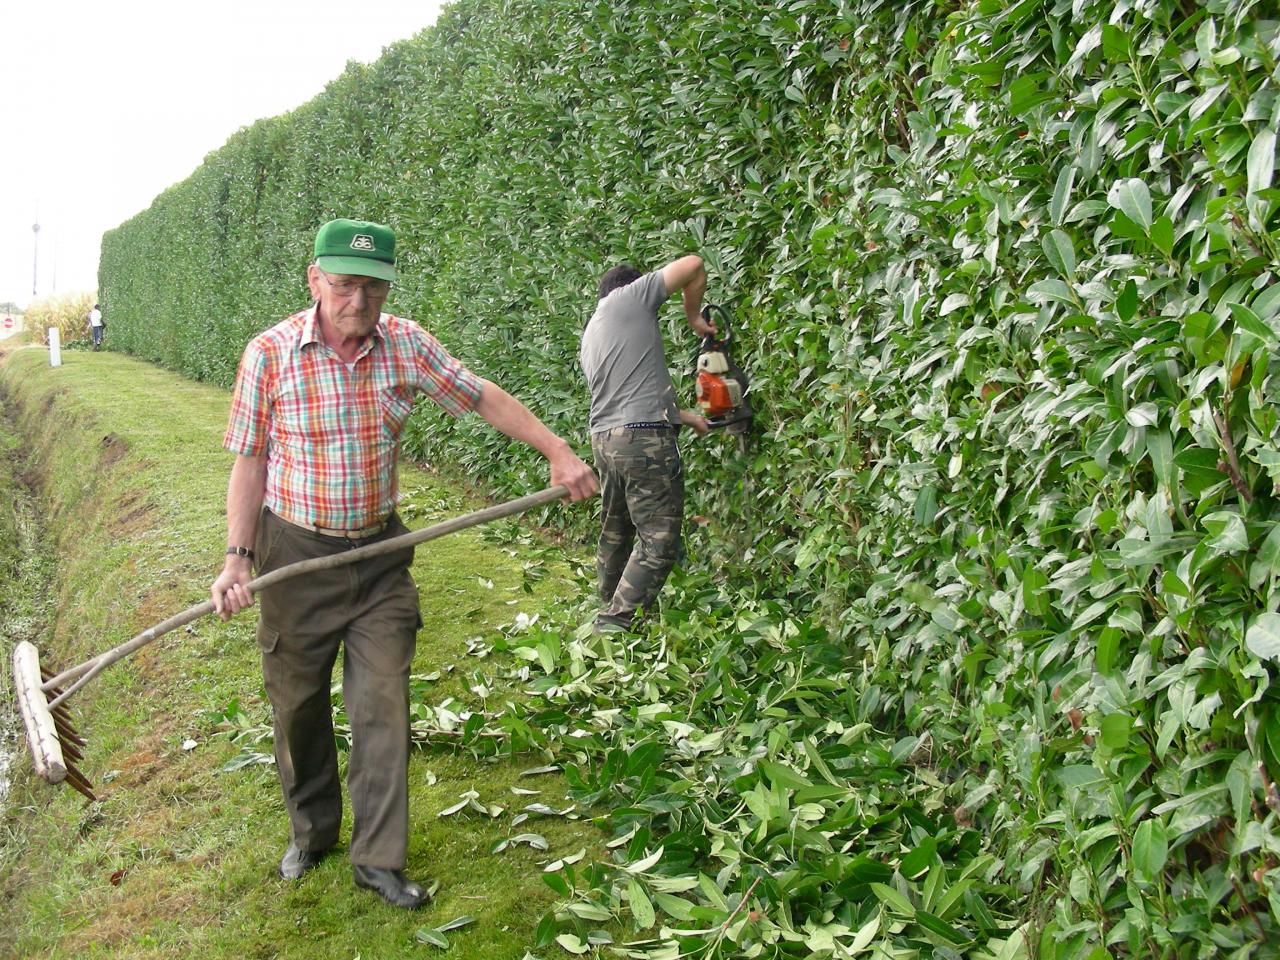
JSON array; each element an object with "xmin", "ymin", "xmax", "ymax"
[{"xmin": 591, "ymin": 426, "xmax": 684, "ymax": 629}]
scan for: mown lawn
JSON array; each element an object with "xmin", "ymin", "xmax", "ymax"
[{"xmin": 0, "ymin": 345, "xmax": 601, "ymax": 959}]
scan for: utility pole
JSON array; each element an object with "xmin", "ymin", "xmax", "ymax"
[{"xmin": 32, "ymin": 219, "xmax": 40, "ymax": 297}]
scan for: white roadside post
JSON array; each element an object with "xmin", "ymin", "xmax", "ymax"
[{"xmin": 48, "ymin": 327, "xmax": 62, "ymax": 367}]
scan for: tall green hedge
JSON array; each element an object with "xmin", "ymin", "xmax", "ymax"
[{"xmin": 101, "ymin": 0, "xmax": 1280, "ymax": 955}]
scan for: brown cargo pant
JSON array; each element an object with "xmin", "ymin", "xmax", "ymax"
[
  {"xmin": 253, "ymin": 508, "xmax": 422, "ymax": 869},
  {"xmin": 591, "ymin": 426, "xmax": 684, "ymax": 629}
]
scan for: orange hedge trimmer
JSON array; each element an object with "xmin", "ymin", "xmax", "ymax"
[
  {"xmin": 693, "ymin": 304, "xmax": 752, "ymax": 435},
  {"xmin": 13, "ymin": 486, "xmax": 570, "ymax": 801}
]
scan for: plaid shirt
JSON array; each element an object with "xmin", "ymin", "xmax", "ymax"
[{"xmin": 224, "ymin": 306, "xmax": 483, "ymax": 529}]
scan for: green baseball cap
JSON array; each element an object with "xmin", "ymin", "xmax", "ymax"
[{"xmin": 313, "ymin": 218, "xmax": 396, "ymax": 281}]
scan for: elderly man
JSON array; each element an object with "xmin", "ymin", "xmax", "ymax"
[
  {"xmin": 211, "ymin": 218, "xmax": 596, "ymax": 908},
  {"xmin": 579, "ymin": 255, "xmax": 714, "ymax": 632}
]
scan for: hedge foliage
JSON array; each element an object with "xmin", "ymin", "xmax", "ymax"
[{"xmin": 99, "ymin": 0, "xmax": 1280, "ymax": 956}]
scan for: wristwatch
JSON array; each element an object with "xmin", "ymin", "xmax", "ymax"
[{"xmin": 226, "ymin": 546, "xmax": 255, "ymax": 561}]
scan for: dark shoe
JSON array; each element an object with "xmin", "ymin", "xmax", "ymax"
[
  {"xmin": 279, "ymin": 842, "xmax": 330, "ymax": 880},
  {"xmin": 353, "ymin": 865, "xmax": 430, "ymax": 909}
]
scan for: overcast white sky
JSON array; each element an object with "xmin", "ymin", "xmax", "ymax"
[{"xmin": 0, "ymin": 0, "xmax": 445, "ymax": 310}]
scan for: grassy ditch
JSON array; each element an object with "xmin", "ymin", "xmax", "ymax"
[
  {"xmin": 0, "ymin": 345, "xmax": 603, "ymax": 959},
  {"xmin": 0, "ymin": 405, "xmax": 55, "ymax": 814}
]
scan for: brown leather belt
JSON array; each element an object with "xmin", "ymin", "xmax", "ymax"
[{"xmin": 272, "ymin": 509, "xmax": 389, "ymax": 540}]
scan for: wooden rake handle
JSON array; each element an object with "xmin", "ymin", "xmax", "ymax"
[{"xmin": 43, "ymin": 485, "xmax": 570, "ymax": 709}]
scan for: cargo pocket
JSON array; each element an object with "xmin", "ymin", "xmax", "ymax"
[
  {"xmin": 670, "ymin": 450, "xmax": 684, "ymax": 482},
  {"xmin": 256, "ymin": 625, "xmax": 280, "ymax": 654}
]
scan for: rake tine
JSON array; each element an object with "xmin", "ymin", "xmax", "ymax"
[
  {"xmin": 59, "ymin": 738, "xmax": 84, "ymax": 763},
  {"xmin": 62, "ymin": 766, "xmax": 97, "ymax": 802},
  {"xmin": 49, "ymin": 703, "xmax": 83, "ymax": 729},
  {"xmin": 50, "ymin": 713, "xmax": 87, "ymax": 747},
  {"xmin": 49, "ymin": 702, "xmax": 75, "ymax": 724},
  {"xmin": 53, "ymin": 725, "xmax": 86, "ymax": 749},
  {"xmin": 49, "ymin": 701, "xmax": 89, "ymax": 752},
  {"xmin": 55, "ymin": 731, "xmax": 86, "ymax": 752},
  {"xmin": 63, "ymin": 759, "xmax": 90, "ymax": 784}
]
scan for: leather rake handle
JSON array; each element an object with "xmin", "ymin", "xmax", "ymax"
[{"xmin": 43, "ymin": 485, "xmax": 570, "ymax": 709}]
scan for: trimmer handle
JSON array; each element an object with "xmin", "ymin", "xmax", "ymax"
[{"xmin": 699, "ymin": 304, "xmax": 733, "ymax": 349}]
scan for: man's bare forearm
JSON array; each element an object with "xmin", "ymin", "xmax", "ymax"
[
  {"xmin": 211, "ymin": 453, "xmax": 268, "ymax": 617},
  {"xmin": 226, "ymin": 454, "xmax": 268, "ymax": 553}
]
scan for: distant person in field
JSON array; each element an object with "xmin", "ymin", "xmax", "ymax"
[
  {"xmin": 579, "ymin": 255, "xmax": 715, "ymax": 632},
  {"xmin": 87, "ymin": 303, "xmax": 103, "ymax": 349},
  {"xmin": 210, "ymin": 218, "xmax": 596, "ymax": 909}
]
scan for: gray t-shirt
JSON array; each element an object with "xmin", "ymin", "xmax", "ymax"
[{"xmin": 580, "ymin": 271, "xmax": 679, "ymax": 433}]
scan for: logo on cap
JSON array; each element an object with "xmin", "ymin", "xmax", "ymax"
[{"xmin": 350, "ymin": 234, "xmax": 376, "ymax": 252}]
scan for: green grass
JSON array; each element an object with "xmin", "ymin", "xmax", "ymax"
[{"xmin": 0, "ymin": 345, "xmax": 601, "ymax": 959}]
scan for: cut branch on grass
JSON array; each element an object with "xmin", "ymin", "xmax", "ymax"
[
  {"xmin": 412, "ymin": 727, "xmax": 508, "ymax": 741},
  {"xmin": 718, "ymin": 875, "xmax": 763, "ymax": 935}
]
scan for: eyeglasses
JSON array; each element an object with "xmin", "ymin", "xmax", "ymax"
[{"xmin": 321, "ymin": 272, "xmax": 391, "ymax": 298}]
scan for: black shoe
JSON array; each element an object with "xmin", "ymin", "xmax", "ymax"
[
  {"xmin": 279, "ymin": 842, "xmax": 330, "ymax": 880},
  {"xmin": 353, "ymin": 865, "xmax": 430, "ymax": 909}
]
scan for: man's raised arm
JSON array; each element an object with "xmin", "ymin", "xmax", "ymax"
[{"xmin": 661, "ymin": 255, "xmax": 715, "ymax": 336}]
